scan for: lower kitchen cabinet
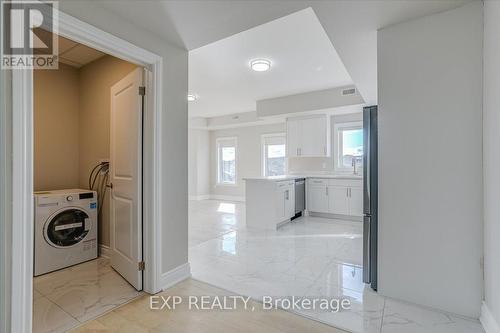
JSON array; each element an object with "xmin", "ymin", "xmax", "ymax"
[
  {"xmin": 307, "ymin": 178, "xmax": 363, "ymax": 218},
  {"xmin": 328, "ymin": 186, "xmax": 350, "ymax": 215},
  {"xmin": 276, "ymin": 181, "xmax": 295, "ymax": 223},
  {"xmin": 349, "ymin": 186, "xmax": 363, "ymax": 217},
  {"xmin": 307, "ymin": 185, "xmax": 328, "ymax": 213}
]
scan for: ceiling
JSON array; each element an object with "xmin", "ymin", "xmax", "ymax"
[
  {"xmin": 188, "ymin": 8, "xmax": 353, "ymax": 118},
  {"xmin": 57, "ymin": 35, "xmax": 106, "ymax": 68},
  {"xmin": 34, "ymin": 29, "xmax": 106, "ymax": 68},
  {"xmin": 93, "ymin": 0, "xmax": 472, "ymax": 105}
]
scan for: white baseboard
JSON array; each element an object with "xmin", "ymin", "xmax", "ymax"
[
  {"xmin": 160, "ymin": 263, "xmax": 191, "ymax": 291},
  {"xmin": 189, "ymin": 194, "xmax": 210, "ymax": 201},
  {"xmin": 481, "ymin": 302, "xmax": 500, "ymax": 333},
  {"xmin": 188, "ymin": 194, "xmax": 246, "ymax": 202},
  {"xmin": 308, "ymin": 211, "xmax": 363, "ymax": 222},
  {"xmin": 209, "ymin": 194, "xmax": 245, "ymax": 202},
  {"xmin": 99, "ymin": 244, "xmax": 111, "ymax": 258}
]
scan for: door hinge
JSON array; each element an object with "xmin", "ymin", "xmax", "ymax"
[
  {"xmin": 138, "ymin": 261, "xmax": 145, "ymax": 271},
  {"xmin": 139, "ymin": 86, "xmax": 146, "ymax": 96}
]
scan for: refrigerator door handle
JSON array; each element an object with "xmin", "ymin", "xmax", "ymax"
[{"xmin": 363, "ymin": 215, "xmax": 371, "ymax": 283}]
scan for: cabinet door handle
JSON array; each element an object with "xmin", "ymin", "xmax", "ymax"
[
  {"xmin": 346, "ymin": 188, "xmax": 349, "ymax": 197},
  {"xmin": 285, "ymin": 190, "xmax": 289, "ymax": 200},
  {"xmin": 326, "ymin": 187, "xmax": 329, "ymax": 196},
  {"xmin": 324, "ymin": 146, "xmax": 326, "ymax": 155}
]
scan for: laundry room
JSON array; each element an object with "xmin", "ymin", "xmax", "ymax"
[{"xmin": 32, "ymin": 34, "xmax": 145, "ymax": 333}]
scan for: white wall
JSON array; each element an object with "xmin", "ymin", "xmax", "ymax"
[
  {"xmin": 54, "ymin": 1, "xmax": 189, "ymax": 276},
  {"xmin": 210, "ymin": 123, "xmax": 285, "ymax": 199},
  {"xmin": 378, "ymin": 2, "xmax": 483, "ymax": 318},
  {"xmin": 189, "ymin": 129, "xmax": 210, "ymax": 198},
  {"xmin": 483, "ymin": 0, "xmax": 500, "ymax": 329},
  {"xmin": 256, "ymin": 86, "xmax": 364, "ymax": 117}
]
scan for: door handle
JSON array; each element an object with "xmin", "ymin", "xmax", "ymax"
[{"xmin": 106, "ymin": 183, "xmax": 113, "ymax": 189}]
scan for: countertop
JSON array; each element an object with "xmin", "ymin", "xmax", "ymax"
[{"xmin": 243, "ymin": 174, "xmax": 363, "ymax": 182}]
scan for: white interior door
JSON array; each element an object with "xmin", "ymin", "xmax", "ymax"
[{"xmin": 110, "ymin": 68, "xmax": 143, "ymax": 290}]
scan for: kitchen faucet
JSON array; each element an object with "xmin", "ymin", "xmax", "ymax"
[{"xmin": 352, "ymin": 156, "xmax": 358, "ymax": 175}]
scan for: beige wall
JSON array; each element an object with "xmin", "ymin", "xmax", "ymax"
[
  {"xmin": 34, "ymin": 55, "xmax": 137, "ymax": 247},
  {"xmin": 34, "ymin": 64, "xmax": 80, "ymax": 191}
]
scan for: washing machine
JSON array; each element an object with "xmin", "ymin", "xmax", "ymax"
[{"xmin": 34, "ymin": 189, "xmax": 98, "ymax": 276}]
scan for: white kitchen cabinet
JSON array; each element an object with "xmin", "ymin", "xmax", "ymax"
[
  {"xmin": 286, "ymin": 118, "xmax": 301, "ymax": 157},
  {"xmin": 307, "ymin": 185, "xmax": 328, "ymax": 213},
  {"xmin": 286, "ymin": 115, "xmax": 330, "ymax": 157},
  {"xmin": 284, "ymin": 184, "xmax": 295, "ymax": 220},
  {"xmin": 327, "ymin": 186, "xmax": 350, "ymax": 215},
  {"xmin": 307, "ymin": 178, "xmax": 363, "ymax": 218},
  {"xmin": 349, "ymin": 187, "xmax": 363, "ymax": 217},
  {"xmin": 276, "ymin": 180, "xmax": 295, "ymax": 224},
  {"xmin": 275, "ymin": 187, "xmax": 286, "ymax": 222},
  {"xmin": 246, "ymin": 178, "xmax": 296, "ymax": 230}
]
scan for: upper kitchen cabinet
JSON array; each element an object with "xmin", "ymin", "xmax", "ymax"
[{"xmin": 286, "ymin": 115, "xmax": 330, "ymax": 157}]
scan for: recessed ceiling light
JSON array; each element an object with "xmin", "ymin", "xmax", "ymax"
[
  {"xmin": 187, "ymin": 94, "xmax": 198, "ymax": 102},
  {"xmin": 250, "ymin": 59, "xmax": 271, "ymax": 72}
]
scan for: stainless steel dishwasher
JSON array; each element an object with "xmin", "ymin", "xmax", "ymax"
[{"xmin": 293, "ymin": 178, "xmax": 305, "ymax": 220}]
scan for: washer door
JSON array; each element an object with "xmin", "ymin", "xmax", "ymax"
[{"xmin": 44, "ymin": 208, "xmax": 91, "ymax": 247}]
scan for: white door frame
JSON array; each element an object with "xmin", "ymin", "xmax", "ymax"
[{"xmin": 10, "ymin": 6, "xmax": 164, "ymax": 333}]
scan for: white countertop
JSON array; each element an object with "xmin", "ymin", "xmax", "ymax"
[{"xmin": 243, "ymin": 174, "xmax": 363, "ymax": 182}]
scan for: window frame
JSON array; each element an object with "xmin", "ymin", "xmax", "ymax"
[
  {"xmin": 333, "ymin": 121, "xmax": 363, "ymax": 173},
  {"xmin": 261, "ymin": 133, "xmax": 287, "ymax": 177},
  {"xmin": 216, "ymin": 137, "xmax": 238, "ymax": 186}
]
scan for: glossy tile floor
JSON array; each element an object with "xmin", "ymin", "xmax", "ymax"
[
  {"xmin": 33, "ymin": 257, "xmax": 142, "ymax": 333},
  {"xmin": 72, "ymin": 278, "xmax": 346, "ymax": 333},
  {"xmin": 189, "ymin": 200, "xmax": 485, "ymax": 333}
]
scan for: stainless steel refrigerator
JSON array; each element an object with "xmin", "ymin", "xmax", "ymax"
[{"xmin": 363, "ymin": 105, "xmax": 378, "ymax": 291}]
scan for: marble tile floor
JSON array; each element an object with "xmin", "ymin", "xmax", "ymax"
[
  {"xmin": 71, "ymin": 278, "xmax": 347, "ymax": 333},
  {"xmin": 33, "ymin": 257, "xmax": 142, "ymax": 333},
  {"xmin": 189, "ymin": 200, "xmax": 485, "ymax": 333}
]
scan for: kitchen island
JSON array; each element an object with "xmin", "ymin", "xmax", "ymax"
[{"xmin": 244, "ymin": 174, "xmax": 362, "ymax": 230}]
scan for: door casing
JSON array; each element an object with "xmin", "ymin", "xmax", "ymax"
[{"xmin": 9, "ymin": 3, "xmax": 164, "ymax": 332}]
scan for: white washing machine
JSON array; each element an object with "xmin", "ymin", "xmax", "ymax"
[{"xmin": 34, "ymin": 189, "xmax": 98, "ymax": 276}]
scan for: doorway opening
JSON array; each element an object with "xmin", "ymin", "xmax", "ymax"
[
  {"xmin": 8, "ymin": 7, "xmax": 164, "ymax": 332},
  {"xmin": 32, "ymin": 33, "xmax": 146, "ymax": 332},
  {"xmin": 187, "ymin": 7, "xmax": 373, "ymax": 333}
]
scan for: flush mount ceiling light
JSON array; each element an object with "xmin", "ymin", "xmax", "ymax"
[
  {"xmin": 187, "ymin": 94, "xmax": 198, "ymax": 102},
  {"xmin": 250, "ymin": 59, "xmax": 271, "ymax": 72}
]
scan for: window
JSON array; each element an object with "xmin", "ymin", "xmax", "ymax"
[
  {"xmin": 216, "ymin": 137, "xmax": 237, "ymax": 185},
  {"xmin": 262, "ymin": 133, "xmax": 286, "ymax": 177},
  {"xmin": 334, "ymin": 122, "xmax": 363, "ymax": 172}
]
